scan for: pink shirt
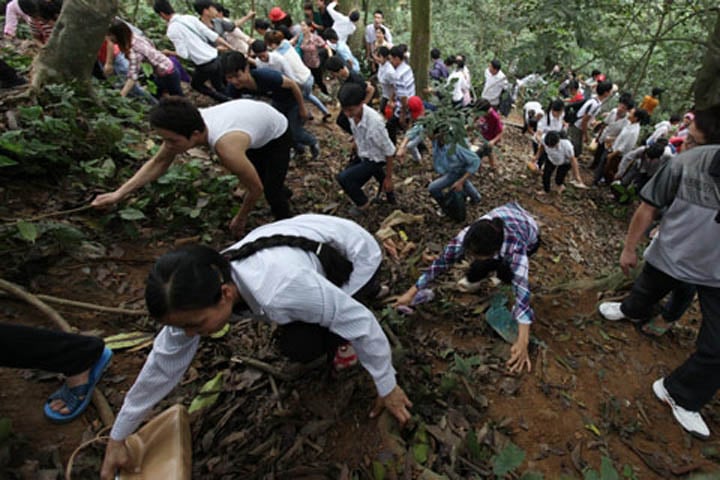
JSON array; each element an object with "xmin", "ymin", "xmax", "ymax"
[
  {"xmin": 3, "ymin": 0, "xmax": 31, "ymax": 37},
  {"xmin": 299, "ymin": 32, "xmax": 326, "ymax": 69},
  {"xmin": 476, "ymin": 108, "xmax": 503, "ymax": 142},
  {"xmin": 127, "ymin": 35, "xmax": 174, "ymax": 81}
]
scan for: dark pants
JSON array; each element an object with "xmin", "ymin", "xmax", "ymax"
[
  {"xmin": 310, "ymin": 66, "xmax": 328, "ymax": 95},
  {"xmin": 155, "ymin": 69, "xmax": 184, "ymax": 97},
  {"xmin": 591, "ymin": 140, "xmax": 606, "ymax": 169},
  {"xmin": 0, "ymin": 324, "xmax": 104, "ymax": 376},
  {"xmin": 0, "ymin": 59, "xmax": 25, "ymax": 88},
  {"xmin": 275, "ymin": 267, "xmax": 382, "ymax": 362},
  {"xmin": 246, "ymin": 128, "xmax": 293, "ymax": 219},
  {"xmin": 336, "ymin": 158, "xmax": 387, "ymax": 207},
  {"xmin": 542, "ymin": 162, "xmax": 570, "ymax": 192},
  {"xmin": 191, "ymin": 58, "xmax": 230, "ymax": 103},
  {"xmin": 276, "ymin": 102, "xmax": 316, "ymax": 150},
  {"xmin": 386, "ymin": 116, "xmax": 401, "ymax": 145},
  {"xmin": 621, "ymin": 262, "xmax": 720, "ymax": 410}
]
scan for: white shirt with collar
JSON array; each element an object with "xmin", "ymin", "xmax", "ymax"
[
  {"xmin": 611, "ymin": 122, "xmax": 640, "ymax": 156},
  {"xmin": 377, "ymin": 61, "xmax": 397, "ymax": 100},
  {"xmin": 350, "ymin": 105, "xmax": 396, "ymax": 163},
  {"xmin": 166, "ymin": 14, "xmax": 219, "ymax": 65},
  {"xmin": 254, "ymin": 51, "xmax": 295, "ymax": 80},
  {"xmin": 573, "ymin": 97, "xmax": 603, "ymax": 129},
  {"xmin": 481, "ymin": 68, "xmax": 507, "ymax": 105},
  {"xmin": 110, "ymin": 214, "xmax": 395, "ymax": 441},
  {"xmin": 364, "ymin": 23, "xmax": 392, "ymax": 45}
]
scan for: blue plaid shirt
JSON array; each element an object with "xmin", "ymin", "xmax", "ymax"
[{"xmin": 415, "ymin": 202, "xmax": 539, "ymax": 324}]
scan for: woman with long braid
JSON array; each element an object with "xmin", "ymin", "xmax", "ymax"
[{"xmin": 100, "ymin": 214, "xmax": 411, "ymax": 478}]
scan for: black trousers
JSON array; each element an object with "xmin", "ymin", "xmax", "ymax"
[
  {"xmin": 310, "ymin": 66, "xmax": 328, "ymax": 95},
  {"xmin": 0, "ymin": 59, "xmax": 25, "ymax": 88},
  {"xmin": 621, "ymin": 262, "xmax": 720, "ymax": 410},
  {"xmin": 191, "ymin": 57, "xmax": 230, "ymax": 103},
  {"xmin": 275, "ymin": 268, "xmax": 382, "ymax": 363},
  {"xmin": 0, "ymin": 324, "xmax": 104, "ymax": 376},
  {"xmin": 246, "ymin": 128, "xmax": 293, "ymax": 220},
  {"xmin": 542, "ymin": 162, "xmax": 570, "ymax": 192}
]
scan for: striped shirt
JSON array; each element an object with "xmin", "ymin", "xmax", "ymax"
[
  {"xmin": 415, "ymin": 202, "xmax": 539, "ymax": 325},
  {"xmin": 126, "ymin": 35, "xmax": 174, "ymax": 81},
  {"xmin": 29, "ymin": 18, "xmax": 54, "ymax": 44},
  {"xmin": 393, "ymin": 61, "xmax": 415, "ymax": 99}
]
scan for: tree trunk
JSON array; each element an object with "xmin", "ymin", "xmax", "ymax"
[
  {"xmin": 695, "ymin": 11, "xmax": 720, "ymax": 110},
  {"xmin": 410, "ymin": 0, "xmax": 430, "ymax": 97},
  {"xmin": 33, "ymin": 0, "xmax": 118, "ymax": 93}
]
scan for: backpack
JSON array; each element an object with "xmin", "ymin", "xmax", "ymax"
[{"xmin": 564, "ymin": 98, "xmax": 588, "ymax": 125}]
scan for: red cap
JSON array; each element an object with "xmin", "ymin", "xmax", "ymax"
[
  {"xmin": 268, "ymin": 7, "xmax": 287, "ymax": 22},
  {"xmin": 408, "ymin": 96, "xmax": 424, "ymax": 119}
]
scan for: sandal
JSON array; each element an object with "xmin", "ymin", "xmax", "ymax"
[
  {"xmin": 44, "ymin": 347, "xmax": 113, "ymax": 423},
  {"xmin": 641, "ymin": 317, "xmax": 672, "ymax": 337}
]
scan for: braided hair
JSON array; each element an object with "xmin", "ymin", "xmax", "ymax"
[{"xmin": 145, "ymin": 236, "xmax": 353, "ymax": 318}]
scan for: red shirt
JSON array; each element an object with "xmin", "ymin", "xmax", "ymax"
[{"xmin": 477, "ymin": 108, "xmax": 503, "ymax": 142}]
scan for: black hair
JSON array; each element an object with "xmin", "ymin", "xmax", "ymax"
[
  {"xmin": 651, "ymin": 87, "xmax": 663, "ymax": 97},
  {"xmin": 490, "ymin": 59, "xmax": 501, "ymax": 70},
  {"xmin": 591, "ymin": 69, "xmax": 601, "ymax": 77},
  {"xmin": 153, "ymin": 0, "xmax": 174, "ymax": 15},
  {"xmin": 618, "ymin": 94, "xmax": 635, "ymax": 109},
  {"xmin": 462, "ymin": 218, "xmax": 505, "ymax": 256},
  {"xmin": 645, "ymin": 143, "xmax": 665, "ymax": 159},
  {"xmin": 527, "ymin": 118, "xmax": 538, "ymax": 133},
  {"xmin": 349, "ymin": 10, "xmax": 359, "ymax": 22},
  {"xmin": 254, "ymin": 18, "xmax": 270, "ymax": 30},
  {"xmin": 694, "ymin": 106, "xmax": 720, "ymax": 145},
  {"xmin": 431, "ymin": 48, "xmax": 441, "ymax": 60},
  {"xmin": 277, "ymin": 24, "xmax": 292, "ymax": 39},
  {"xmin": 264, "ymin": 29, "xmax": 285, "ymax": 46},
  {"xmin": 338, "ymin": 82, "xmax": 365, "ymax": 107},
  {"xmin": 544, "ymin": 130, "xmax": 561, "ymax": 147},
  {"xmin": 568, "ymin": 80, "xmax": 579, "ymax": 91},
  {"xmin": 323, "ymin": 27, "xmax": 338, "ymax": 41},
  {"xmin": 550, "ymin": 99, "xmax": 564, "ymax": 112},
  {"xmin": 474, "ymin": 98, "xmax": 491, "ymax": 113},
  {"xmin": 192, "ymin": 0, "xmax": 213, "ymax": 15},
  {"xmin": 149, "ymin": 97, "xmax": 205, "ymax": 139},
  {"xmin": 596, "ymin": 81, "xmax": 613, "ymax": 96},
  {"xmin": 251, "ymin": 39, "xmax": 267, "ymax": 53},
  {"xmin": 221, "ymin": 51, "xmax": 247, "ymax": 75},
  {"xmin": 374, "ymin": 9, "xmax": 383, "ymax": 16},
  {"xmin": 217, "ymin": 4, "xmax": 230, "ymax": 16},
  {"xmin": 324, "ymin": 55, "xmax": 345, "ymax": 72},
  {"xmin": 35, "ymin": 0, "xmax": 60, "ymax": 20},
  {"xmin": 669, "ymin": 114, "xmax": 681, "ymax": 123},
  {"xmin": 146, "ymin": 237, "xmax": 353, "ymax": 318},
  {"xmin": 633, "ymin": 108, "xmax": 650, "ymax": 126},
  {"xmin": 389, "ymin": 46, "xmax": 404, "ymax": 59},
  {"xmin": 108, "ymin": 20, "xmax": 133, "ymax": 56},
  {"xmin": 18, "ymin": 0, "xmax": 37, "ymax": 16},
  {"xmin": 455, "ymin": 58, "xmax": 465, "ymax": 69},
  {"xmin": 376, "ymin": 46, "xmax": 390, "ymax": 58},
  {"xmin": 444, "ymin": 56, "xmax": 455, "ymax": 67}
]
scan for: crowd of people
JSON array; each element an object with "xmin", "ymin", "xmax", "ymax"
[{"xmin": 2, "ymin": 1, "xmax": 720, "ymax": 476}]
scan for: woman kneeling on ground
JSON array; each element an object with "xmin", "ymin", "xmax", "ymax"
[{"xmin": 100, "ymin": 214, "xmax": 411, "ymax": 479}]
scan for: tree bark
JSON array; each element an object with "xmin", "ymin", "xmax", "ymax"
[
  {"xmin": 695, "ymin": 11, "xmax": 720, "ymax": 110},
  {"xmin": 32, "ymin": 0, "xmax": 118, "ymax": 93},
  {"xmin": 410, "ymin": 0, "xmax": 430, "ymax": 97}
]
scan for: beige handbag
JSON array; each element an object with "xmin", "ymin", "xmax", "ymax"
[{"xmin": 118, "ymin": 404, "xmax": 192, "ymax": 480}]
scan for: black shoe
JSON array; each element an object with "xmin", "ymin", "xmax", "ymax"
[{"xmin": 385, "ymin": 191, "xmax": 396, "ymax": 204}]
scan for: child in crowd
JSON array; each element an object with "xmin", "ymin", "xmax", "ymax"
[
  {"xmin": 473, "ymin": 99, "xmax": 503, "ymax": 169},
  {"xmin": 534, "ymin": 131, "xmax": 587, "ymax": 194},
  {"xmin": 427, "ymin": 128, "xmax": 482, "ymax": 207},
  {"xmin": 336, "ymin": 83, "xmax": 397, "ymax": 216}
]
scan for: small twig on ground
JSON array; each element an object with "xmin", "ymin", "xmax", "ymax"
[
  {"xmin": 0, "ymin": 204, "xmax": 94, "ymax": 224},
  {"xmin": 268, "ymin": 374, "xmax": 283, "ymax": 411},
  {"xmin": 0, "ymin": 278, "xmax": 115, "ymax": 427},
  {"xmin": 230, "ymin": 355, "xmax": 294, "ymax": 382},
  {"xmin": 0, "ymin": 291, "xmax": 146, "ymax": 316}
]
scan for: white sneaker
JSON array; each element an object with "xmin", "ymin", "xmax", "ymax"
[
  {"xmin": 457, "ymin": 276, "xmax": 483, "ymax": 293},
  {"xmin": 598, "ymin": 302, "xmax": 626, "ymax": 321},
  {"xmin": 653, "ymin": 378, "xmax": 710, "ymax": 439}
]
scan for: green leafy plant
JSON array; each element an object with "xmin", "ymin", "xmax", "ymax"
[{"xmin": 492, "ymin": 441, "xmax": 526, "ymax": 477}]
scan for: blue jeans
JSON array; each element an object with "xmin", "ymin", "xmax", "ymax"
[
  {"xmin": 113, "ymin": 53, "xmax": 157, "ymax": 103},
  {"xmin": 428, "ymin": 172, "xmax": 481, "ymax": 204},
  {"xmin": 301, "ymin": 75, "xmax": 329, "ymax": 116},
  {"xmin": 277, "ymin": 102, "xmax": 317, "ymax": 149},
  {"xmin": 337, "ymin": 158, "xmax": 386, "ymax": 207}
]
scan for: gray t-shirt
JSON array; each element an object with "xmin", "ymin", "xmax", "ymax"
[{"xmin": 641, "ymin": 145, "xmax": 720, "ymax": 287}]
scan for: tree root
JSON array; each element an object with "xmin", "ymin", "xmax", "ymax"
[
  {"xmin": 0, "ymin": 291, "xmax": 146, "ymax": 316},
  {"xmin": 0, "ymin": 278, "xmax": 115, "ymax": 427},
  {"xmin": 547, "ymin": 263, "xmax": 643, "ymax": 294}
]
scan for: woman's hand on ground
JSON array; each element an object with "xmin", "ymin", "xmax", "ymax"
[
  {"xmin": 369, "ymin": 385, "xmax": 413, "ymax": 425},
  {"xmin": 393, "ymin": 287, "xmax": 417, "ymax": 307}
]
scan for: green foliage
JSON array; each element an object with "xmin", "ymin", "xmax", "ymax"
[
  {"xmin": 492, "ymin": 441, "xmax": 526, "ymax": 477},
  {"xmin": 1, "ymin": 82, "xmax": 147, "ymax": 176},
  {"xmin": 583, "ymin": 456, "xmax": 620, "ymax": 480}
]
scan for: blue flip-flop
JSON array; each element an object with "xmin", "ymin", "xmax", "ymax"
[{"xmin": 43, "ymin": 347, "xmax": 113, "ymax": 423}]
